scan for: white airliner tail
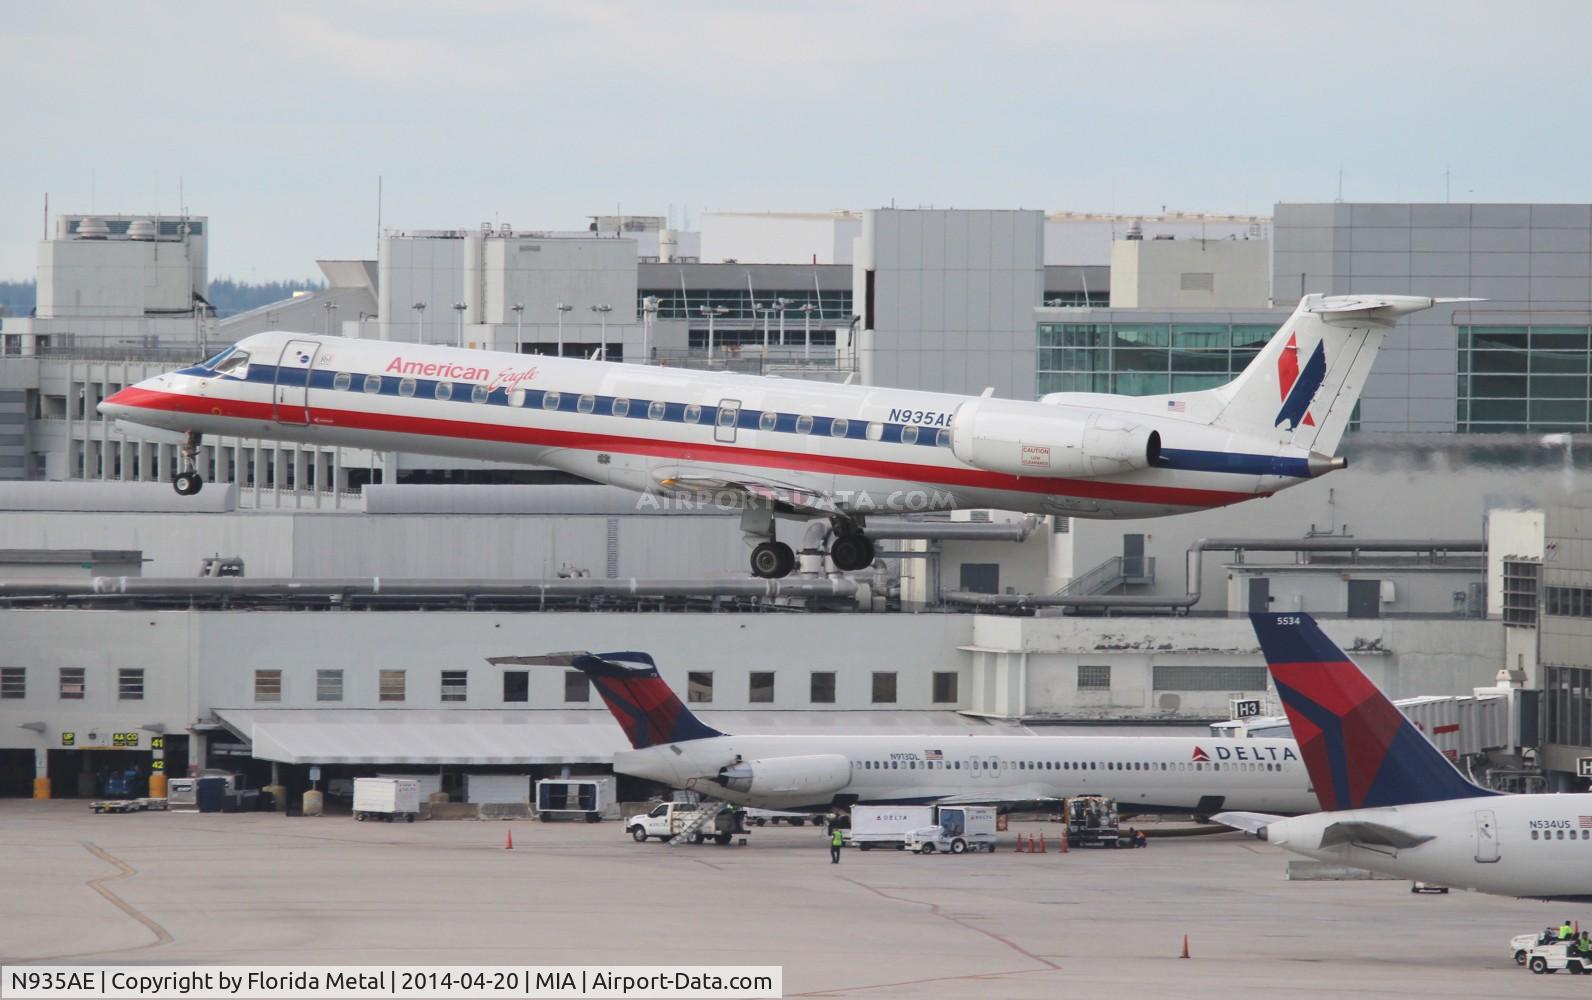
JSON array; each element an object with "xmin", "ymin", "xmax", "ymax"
[{"xmin": 1207, "ymin": 295, "xmax": 1469, "ymax": 456}]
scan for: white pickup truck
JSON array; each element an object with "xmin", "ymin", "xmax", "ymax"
[{"xmin": 626, "ymin": 802, "xmax": 745, "ymax": 845}]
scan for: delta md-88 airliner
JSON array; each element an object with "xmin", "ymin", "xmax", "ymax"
[{"xmin": 101, "ymin": 294, "xmax": 1458, "ymax": 577}]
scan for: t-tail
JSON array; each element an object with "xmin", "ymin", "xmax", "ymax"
[
  {"xmin": 1249, "ymin": 612, "xmax": 1495, "ymax": 810},
  {"xmin": 1210, "ymin": 295, "xmax": 1475, "ymax": 458},
  {"xmin": 486, "ymin": 651, "xmax": 723, "ymax": 749}
]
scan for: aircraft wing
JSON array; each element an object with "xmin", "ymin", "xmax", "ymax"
[
  {"xmin": 931, "ymin": 785, "xmax": 1061, "ymax": 807},
  {"xmin": 1318, "ymin": 820, "xmax": 1434, "ymax": 850},
  {"xmin": 654, "ymin": 470, "xmax": 839, "ymax": 515},
  {"xmin": 1212, "ymin": 811, "xmax": 1282, "ymax": 835}
]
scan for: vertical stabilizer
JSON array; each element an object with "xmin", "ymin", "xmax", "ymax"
[
  {"xmin": 486, "ymin": 651, "xmax": 724, "ymax": 749},
  {"xmin": 1250, "ymin": 613, "xmax": 1494, "ymax": 810}
]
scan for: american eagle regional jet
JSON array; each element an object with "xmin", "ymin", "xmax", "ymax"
[
  {"xmin": 101, "ymin": 294, "xmax": 1456, "ymax": 577},
  {"xmin": 490, "ymin": 651, "xmax": 1319, "ymax": 816}
]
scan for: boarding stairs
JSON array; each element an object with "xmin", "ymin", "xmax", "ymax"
[{"xmin": 669, "ymin": 801, "xmax": 731, "ymax": 845}]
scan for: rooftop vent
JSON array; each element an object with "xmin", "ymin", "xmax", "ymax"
[
  {"xmin": 77, "ymin": 217, "xmax": 110, "ymax": 240},
  {"xmin": 127, "ymin": 219, "xmax": 157, "ymax": 241}
]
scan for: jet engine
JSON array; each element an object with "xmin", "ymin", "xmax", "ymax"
[
  {"xmin": 950, "ymin": 398, "xmax": 1160, "ymax": 478},
  {"xmin": 714, "ymin": 754, "xmax": 851, "ymax": 797}
]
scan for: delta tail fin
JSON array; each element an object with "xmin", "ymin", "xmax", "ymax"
[
  {"xmin": 1249, "ymin": 613, "xmax": 1495, "ymax": 811},
  {"xmin": 486, "ymin": 651, "xmax": 724, "ymax": 750},
  {"xmin": 1211, "ymin": 295, "xmax": 1474, "ymax": 456}
]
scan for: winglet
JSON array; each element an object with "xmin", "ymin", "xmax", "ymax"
[
  {"xmin": 1249, "ymin": 613, "xmax": 1495, "ymax": 810},
  {"xmin": 488, "ymin": 650, "xmax": 724, "ymax": 749}
]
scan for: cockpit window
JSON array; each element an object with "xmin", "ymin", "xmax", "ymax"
[
  {"xmin": 212, "ymin": 352, "xmax": 250, "ymax": 378},
  {"xmin": 199, "ymin": 347, "xmax": 235, "ymax": 369}
]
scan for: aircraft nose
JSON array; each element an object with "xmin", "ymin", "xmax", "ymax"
[{"xmin": 98, "ymin": 376, "xmax": 165, "ymax": 420}]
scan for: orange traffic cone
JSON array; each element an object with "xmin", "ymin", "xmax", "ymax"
[
  {"xmin": 1015, "ymin": 833, "xmax": 1026, "ymax": 852},
  {"xmin": 1180, "ymin": 934, "xmax": 1190, "ymax": 959},
  {"xmin": 1037, "ymin": 833, "xmax": 1047, "ymax": 854},
  {"xmin": 1058, "ymin": 830, "xmax": 1069, "ymax": 854},
  {"xmin": 505, "ymin": 828, "xmax": 514, "ymax": 850}
]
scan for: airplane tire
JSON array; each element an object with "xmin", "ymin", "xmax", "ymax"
[
  {"xmin": 750, "ymin": 542, "xmax": 795, "ymax": 579},
  {"xmin": 173, "ymin": 471, "xmax": 204, "ymax": 496},
  {"xmin": 830, "ymin": 535, "xmax": 874, "ymax": 572}
]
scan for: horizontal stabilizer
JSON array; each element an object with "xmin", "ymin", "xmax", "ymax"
[
  {"xmin": 1319, "ymin": 820, "xmax": 1434, "ymax": 850},
  {"xmin": 1212, "ymin": 810, "xmax": 1282, "ymax": 835},
  {"xmin": 1307, "ymin": 295, "xmax": 1484, "ymax": 328}
]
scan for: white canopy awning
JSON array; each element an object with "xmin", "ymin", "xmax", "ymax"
[{"xmin": 213, "ymin": 709, "xmax": 999, "ymax": 766}]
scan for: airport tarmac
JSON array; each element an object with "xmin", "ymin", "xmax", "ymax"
[{"xmin": 0, "ymin": 801, "xmax": 1580, "ymax": 998}]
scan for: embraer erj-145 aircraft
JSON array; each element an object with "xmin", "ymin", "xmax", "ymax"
[
  {"xmin": 1218, "ymin": 614, "xmax": 1592, "ymax": 901},
  {"xmin": 101, "ymin": 293, "xmax": 1455, "ymax": 578},
  {"xmin": 490, "ymin": 651, "xmax": 1319, "ymax": 816}
]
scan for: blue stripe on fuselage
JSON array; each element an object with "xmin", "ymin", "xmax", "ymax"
[{"xmin": 1156, "ymin": 448, "xmax": 1310, "ymax": 479}]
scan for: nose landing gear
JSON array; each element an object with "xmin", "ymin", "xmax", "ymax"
[{"xmin": 172, "ymin": 432, "xmax": 205, "ymax": 496}]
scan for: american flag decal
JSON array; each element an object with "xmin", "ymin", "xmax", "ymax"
[
  {"xmin": 1579, "ymin": 816, "xmax": 1592, "ymax": 829},
  {"xmin": 924, "ymin": 749, "xmax": 943, "ymax": 760},
  {"xmin": 1166, "ymin": 400, "xmax": 1186, "ymax": 412}
]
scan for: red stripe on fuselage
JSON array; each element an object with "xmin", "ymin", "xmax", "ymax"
[{"xmin": 111, "ymin": 386, "xmax": 1263, "ymax": 507}]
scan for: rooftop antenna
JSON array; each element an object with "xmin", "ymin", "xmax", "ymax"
[
  {"xmin": 377, "ymin": 175, "xmax": 383, "ymax": 253},
  {"xmin": 43, "ymin": 192, "xmax": 47, "ymax": 240},
  {"xmin": 1444, "ymin": 167, "xmax": 1451, "ymax": 204},
  {"xmin": 1336, "ymin": 168, "xmax": 1344, "ymax": 203}
]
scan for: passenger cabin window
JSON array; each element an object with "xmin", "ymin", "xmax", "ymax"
[
  {"xmin": 332, "ymin": 372, "xmax": 352, "ymax": 391},
  {"xmin": 759, "ymin": 411, "xmax": 777, "ymax": 431},
  {"xmin": 795, "ymin": 415, "xmax": 813, "ymax": 434},
  {"xmin": 543, "ymin": 391, "xmax": 561, "ymax": 410},
  {"xmin": 936, "ymin": 428, "xmax": 952, "ymax": 447},
  {"xmin": 399, "ymin": 378, "xmax": 416, "ymax": 398},
  {"xmin": 683, "ymin": 403, "xmax": 702, "ymax": 424},
  {"xmin": 647, "ymin": 400, "xmax": 666, "ymax": 420},
  {"xmin": 435, "ymin": 382, "xmax": 453, "ymax": 401},
  {"xmin": 901, "ymin": 425, "xmax": 919, "ymax": 445},
  {"xmin": 577, "ymin": 395, "xmax": 595, "ymax": 414},
  {"xmin": 831, "ymin": 418, "xmax": 850, "ymax": 438},
  {"xmin": 471, "ymin": 384, "xmax": 489, "ymax": 403},
  {"xmin": 612, "ymin": 398, "xmax": 631, "ymax": 417},
  {"xmin": 212, "ymin": 352, "xmax": 250, "ymax": 378},
  {"xmin": 364, "ymin": 374, "xmax": 382, "ymax": 394}
]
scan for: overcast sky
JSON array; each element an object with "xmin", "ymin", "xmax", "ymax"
[{"xmin": 3, "ymin": 1, "xmax": 1589, "ymax": 280}]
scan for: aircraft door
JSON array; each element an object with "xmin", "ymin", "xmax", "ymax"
[
  {"xmin": 274, "ymin": 340, "xmax": 321, "ymax": 425},
  {"xmin": 1474, "ymin": 809, "xmax": 1500, "ymax": 863},
  {"xmin": 968, "ymin": 755, "xmax": 982, "ymax": 779},
  {"xmin": 715, "ymin": 399, "xmax": 741, "ymax": 443}
]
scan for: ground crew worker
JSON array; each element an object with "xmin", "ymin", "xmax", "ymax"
[
  {"xmin": 1560, "ymin": 919, "xmax": 1575, "ymax": 940},
  {"xmin": 830, "ymin": 825, "xmax": 843, "ymax": 864}
]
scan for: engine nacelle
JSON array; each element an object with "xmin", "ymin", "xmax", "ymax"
[
  {"xmin": 715, "ymin": 754, "xmax": 851, "ymax": 797},
  {"xmin": 950, "ymin": 398, "xmax": 1160, "ymax": 478}
]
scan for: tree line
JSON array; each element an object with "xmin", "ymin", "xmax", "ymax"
[{"xmin": 0, "ymin": 277, "xmax": 326, "ymax": 320}]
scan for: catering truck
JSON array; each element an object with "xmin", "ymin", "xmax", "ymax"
[
  {"xmin": 903, "ymin": 806, "xmax": 998, "ymax": 855},
  {"xmin": 847, "ymin": 806, "xmax": 936, "ymax": 850}
]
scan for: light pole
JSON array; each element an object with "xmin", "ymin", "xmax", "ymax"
[
  {"xmin": 799, "ymin": 302, "xmax": 816, "ymax": 361},
  {"xmin": 755, "ymin": 302, "xmax": 773, "ymax": 352},
  {"xmin": 412, "ymin": 301, "xmax": 426, "ymax": 342},
  {"xmin": 452, "ymin": 302, "xmax": 467, "ymax": 349},
  {"xmin": 511, "ymin": 303, "xmax": 525, "ymax": 354},
  {"xmin": 357, "ymin": 311, "xmax": 370, "ymax": 340},
  {"xmin": 641, "ymin": 296, "xmax": 658, "ymax": 363},
  {"xmin": 323, "ymin": 300, "xmax": 338, "ymax": 336},
  {"xmin": 554, "ymin": 302, "xmax": 572, "ymax": 356},
  {"xmin": 590, "ymin": 304, "xmax": 612, "ymax": 358},
  {"xmin": 699, "ymin": 304, "xmax": 727, "ymax": 362},
  {"xmin": 774, "ymin": 297, "xmax": 788, "ymax": 347}
]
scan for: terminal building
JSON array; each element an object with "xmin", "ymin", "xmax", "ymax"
[{"xmin": 0, "ymin": 199, "xmax": 1587, "ymax": 802}]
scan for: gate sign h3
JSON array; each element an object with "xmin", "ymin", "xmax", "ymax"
[
  {"xmin": 1579, "ymin": 757, "xmax": 1592, "ymax": 779},
  {"xmin": 1231, "ymin": 698, "xmax": 1263, "ymax": 719}
]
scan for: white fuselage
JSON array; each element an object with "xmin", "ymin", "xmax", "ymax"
[
  {"xmin": 102, "ymin": 332, "xmax": 1324, "ymax": 519},
  {"xmin": 1262, "ymin": 794, "xmax": 1592, "ymax": 899},
  {"xmin": 614, "ymin": 732, "xmax": 1316, "ymax": 814}
]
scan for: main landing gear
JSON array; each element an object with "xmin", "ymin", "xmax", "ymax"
[
  {"xmin": 172, "ymin": 431, "xmax": 204, "ymax": 496},
  {"xmin": 744, "ymin": 507, "xmax": 875, "ymax": 579}
]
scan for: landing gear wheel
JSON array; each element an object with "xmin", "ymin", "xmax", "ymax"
[
  {"xmin": 750, "ymin": 541, "xmax": 795, "ymax": 579},
  {"xmin": 173, "ymin": 471, "xmax": 204, "ymax": 496},
  {"xmin": 829, "ymin": 534, "xmax": 875, "ymax": 572}
]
